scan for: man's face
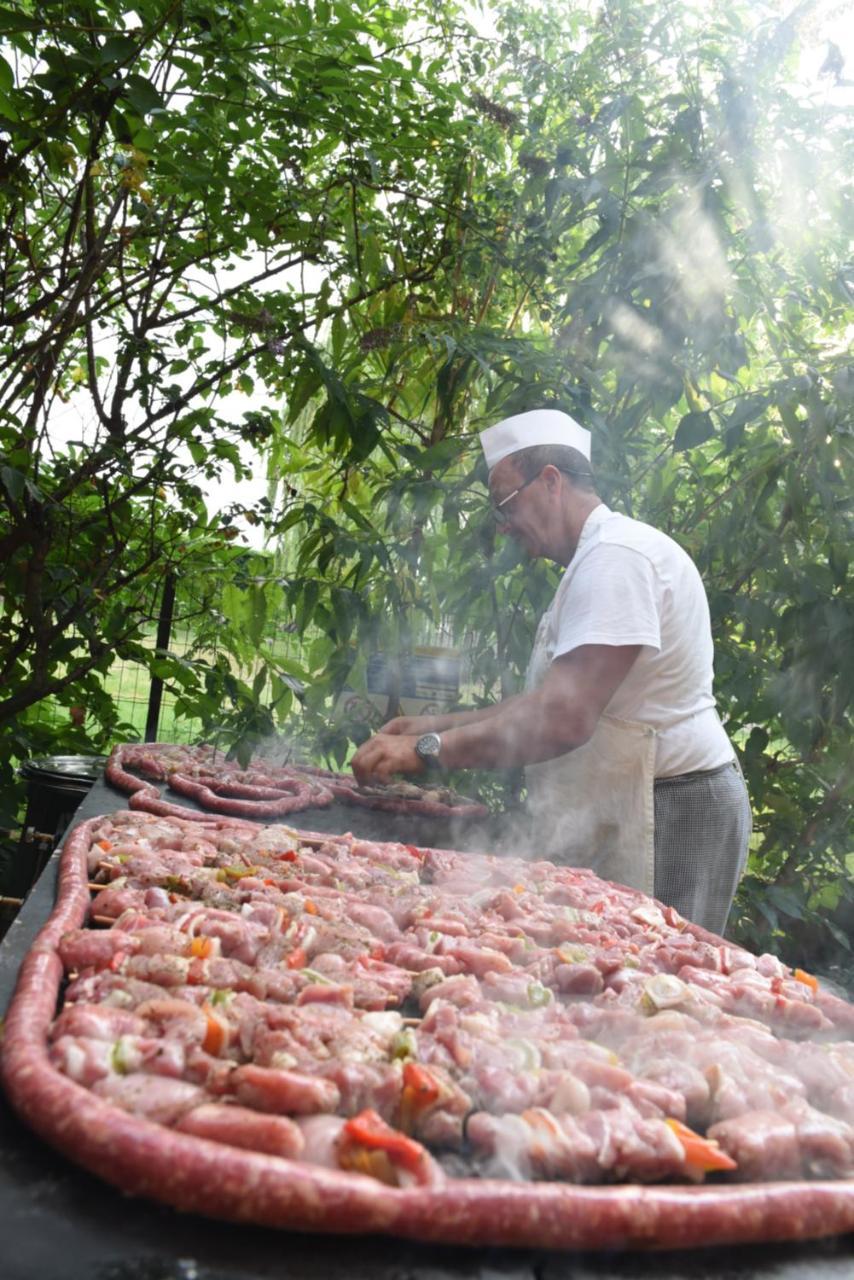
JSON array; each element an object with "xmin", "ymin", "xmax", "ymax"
[{"xmin": 487, "ymin": 457, "xmax": 550, "ymax": 557}]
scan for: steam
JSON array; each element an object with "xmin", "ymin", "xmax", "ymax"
[{"xmin": 474, "ymin": 1112, "xmax": 536, "ymax": 1182}]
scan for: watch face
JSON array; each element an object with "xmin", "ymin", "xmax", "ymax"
[{"xmin": 415, "ymin": 732, "xmax": 441, "ymax": 762}]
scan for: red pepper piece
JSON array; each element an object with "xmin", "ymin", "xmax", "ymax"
[
  {"xmin": 402, "ymin": 1061, "xmax": 440, "ymax": 1108},
  {"xmin": 793, "ymin": 967, "xmax": 819, "ymax": 993},
  {"xmin": 666, "ymin": 1117, "xmax": 738, "ymax": 1173},
  {"xmin": 201, "ymin": 1004, "xmax": 227, "ymax": 1056},
  {"xmin": 341, "ymin": 1109, "xmax": 429, "ymax": 1179},
  {"xmin": 286, "ymin": 947, "xmax": 307, "ymax": 969},
  {"xmin": 398, "ymin": 1061, "xmax": 442, "ymax": 1133}
]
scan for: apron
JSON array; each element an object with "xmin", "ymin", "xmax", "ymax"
[{"xmin": 524, "ymin": 604, "xmax": 657, "ymax": 895}]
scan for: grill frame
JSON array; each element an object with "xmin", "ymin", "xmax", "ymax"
[{"xmin": 0, "ymin": 777, "xmax": 853, "ymax": 1278}]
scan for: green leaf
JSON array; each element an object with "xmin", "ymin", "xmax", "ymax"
[
  {"xmin": 766, "ymin": 885, "xmax": 804, "ymax": 920},
  {"xmin": 726, "ymin": 394, "xmax": 768, "ymax": 430},
  {"xmin": 1, "ymin": 466, "xmax": 25, "ymax": 502},
  {"xmin": 123, "ymin": 74, "xmax": 164, "ymax": 117},
  {"xmin": 0, "ymin": 90, "xmax": 18, "ymax": 121},
  {"xmin": 99, "ymin": 35, "xmax": 139, "ymax": 65},
  {"xmin": 673, "ymin": 411, "xmax": 714, "ymax": 451},
  {"xmin": 287, "ymin": 364, "xmax": 323, "ymax": 424},
  {"xmin": 247, "ymin": 585, "xmax": 267, "ymax": 647},
  {"xmin": 825, "ymin": 921, "xmax": 851, "ymax": 951},
  {"xmin": 347, "ymin": 410, "xmax": 380, "ymax": 463}
]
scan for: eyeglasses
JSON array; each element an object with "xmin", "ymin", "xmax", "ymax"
[
  {"xmin": 489, "ymin": 465, "xmax": 593, "ymax": 524},
  {"xmin": 489, "ymin": 473, "xmax": 542, "ymax": 523}
]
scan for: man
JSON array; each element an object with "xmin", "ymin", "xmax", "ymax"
[{"xmin": 351, "ymin": 408, "xmax": 751, "ymax": 934}]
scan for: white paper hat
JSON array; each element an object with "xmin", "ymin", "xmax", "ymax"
[{"xmin": 479, "ymin": 409, "xmax": 591, "ymax": 470}]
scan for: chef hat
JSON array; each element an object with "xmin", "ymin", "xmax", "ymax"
[{"xmin": 479, "ymin": 409, "xmax": 591, "ymax": 470}]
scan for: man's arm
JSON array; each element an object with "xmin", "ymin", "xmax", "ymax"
[
  {"xmin": 439, "ymin": 644, "xmax": 641, "ymax": 768},
  {"xmin": 350, "ymin": 644, "xmax": 641, "ymax": 783},
  {"xmin": 380, "ymin": 697, "xmax": 525, "ymax": 736}
]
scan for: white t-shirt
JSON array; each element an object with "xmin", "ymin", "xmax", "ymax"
[{"xmin": 532, "ymin": 504, "xmax": 733, "ymax": 777}]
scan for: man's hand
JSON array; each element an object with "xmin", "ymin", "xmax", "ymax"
[{"xmin": 351, "ymin": 733, "xmax": 425, "ymax": 785}]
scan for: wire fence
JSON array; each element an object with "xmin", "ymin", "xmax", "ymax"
[
  {"xmin": 27, "ymin": 625, "xmax": 201, "ymax": 744},
  {"xmin": 30, "ymin": 599, "xmax": 469, "ymax": 748}
]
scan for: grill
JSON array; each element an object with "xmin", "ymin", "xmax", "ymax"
[{"xmin": 0, "ymin": 776, "xmax": 853, "ymax": 1277}]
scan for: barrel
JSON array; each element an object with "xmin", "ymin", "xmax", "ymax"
[{"xmin": 12, "ymin": 755, "xmax": 107, "ymax": 894}]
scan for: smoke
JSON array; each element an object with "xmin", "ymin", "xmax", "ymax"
[
  {"xmin": 655, "ymin": 194, "xmax": 732, "ymax": 320},
  {"xmin": 246, "ymin": 732, "xmax": 312, "ymax": 769},
  {"xmin": 609, "ymin": 301, "xmax": 666, "ymax": 357}
]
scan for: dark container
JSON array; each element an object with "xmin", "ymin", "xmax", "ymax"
[{"xmin": 12, "ymin": 756, "xmax": 107, "ymax": 895}]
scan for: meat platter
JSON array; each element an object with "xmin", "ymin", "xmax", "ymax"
[{"xmin": 2, "ymin": 806, "xmax": 854, "ymax": 1251}]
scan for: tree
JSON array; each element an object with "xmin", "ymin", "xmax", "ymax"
[
  {"xmin": 0, "ymin": 0, "xmax": 477, "ymax": 818},
  {"xmin": 1, "ymin": 0, "xmax": 852, "ymax": 965}
]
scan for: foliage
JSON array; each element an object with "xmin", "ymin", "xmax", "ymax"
[
  {"xmin": 1, "ymin": 0, "xmax": 852, "ymax": 965},
  {"xmin": 0, "ymin": 0, "xmax": 477, "ymax": 820}
]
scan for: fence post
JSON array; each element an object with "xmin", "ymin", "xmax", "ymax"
[{"xmin": 145, "ymin": 572, "xmax": 176, "ymax": 742}]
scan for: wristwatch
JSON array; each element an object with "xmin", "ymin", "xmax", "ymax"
[{"xmin": 414, "ymin": 731, "xmax": 443, "ymax": 770}]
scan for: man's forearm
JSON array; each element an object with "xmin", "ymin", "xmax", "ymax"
[
  {"xmin": 438, "ymin": 689, "xmax": 592, "ymax": 770},
  {"xmin": 352, "ymin": 645, "xmax": 641, "ymax": 785},
  {"xmin": 419, "ymin": 696, "xmax": 524, "ymax": 733}
]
